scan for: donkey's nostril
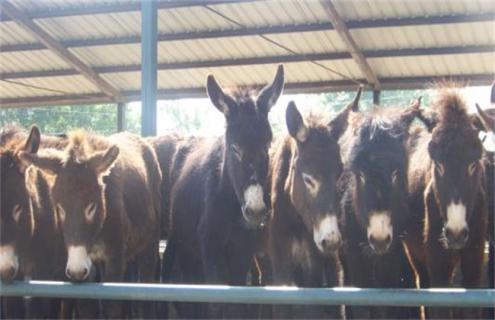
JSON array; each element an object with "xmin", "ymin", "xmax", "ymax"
[{"xmin": 66, "ymin": 266, "xmax": 90, "ymax": 281}]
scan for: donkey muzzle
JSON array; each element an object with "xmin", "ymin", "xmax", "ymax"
[
  {"xmin": 444, "ymin": 226, "xmax": 469, "ymax": 250},
  {"xmin": 242, "ymin": 205, "xmax": 270, "ymax": 229},
  {"xmin": 314, "ymin": 215, "xmax": 342, "ymax": 254},
  {"xmin": 368, "ymin": 234, "xmax": 392, "ymax": 255},
  {"xmin": 242, "ymin": 184, "xmax": 269, "ymax": 229},
  {"xmin": 66, "ymin": 246, "xmax": 93, "ymax": 282},
  {"xmin": 0, "ymin": 245, "xmax": 19, "ymax": 282}
]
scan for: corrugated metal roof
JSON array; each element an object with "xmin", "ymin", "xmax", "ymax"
[{"xmin": 0, "ymin": 0, "xmax": 493, "ymax": 108}]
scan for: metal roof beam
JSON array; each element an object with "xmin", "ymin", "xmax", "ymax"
[
  {"xmin": 1, "ymin": 12, "xmax": 492, "ymax": 53},
  {"xmin": 321, "ymin": 0, "xmax": 380, "ymax": 89},
  {"xmin": 0, "ymin": 1, "xmax": 123, "ymax": 101},
  {"xmin": 0, "ymin": 0, "xmax": 254, "ymax": 22},
  {"xmin": 2, "ymin": 45, "xmax": 492, "ymax": 80},
  {"xmin": 1, "ymin": 74, "xmax": 492, "ymax": 109}
]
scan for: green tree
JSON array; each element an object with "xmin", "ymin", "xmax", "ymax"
[{"xmin": 0, "ymin": 104, "xmax": 118, "ymax": 135}]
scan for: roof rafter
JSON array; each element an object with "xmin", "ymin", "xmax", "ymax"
[
  {"xmin": 321, "ymin": 0, "xmax": 380, "ymax": 89},
  {"xmin": 2, "ymin": 45, "xmax": 492, "ymax": 80},
  {"xmin": 1, "ymin": 74, "xmax": 492, "ymax": 109},
  {"xmin": 1, "ymin": 12, "xmax": 492, "ymax": 53},
  {"xmin": 0, "ymin": 1, "xmax": 123, "ymax": 101},
  {"xmin": 0, "ymin": 0, "xmax": 255, "ymax": 22}
]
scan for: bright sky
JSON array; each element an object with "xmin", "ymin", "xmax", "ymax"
[{"xmin": 128, "ymin": 86, "xmax": 492, "ymax": 136}]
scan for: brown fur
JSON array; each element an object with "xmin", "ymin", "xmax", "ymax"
[
  {"xmin": 267, "ymin": 92, "xmax": 360, "ymax": 319},
  {"xmin": 0, "ymin": 127, "xmax": 66, "ymax": 318},
  {"xmin": 405, "ymin": 88, "xmax": 487, "ymax": 319},
  {"xmin": 20, "ymin": 130, "xmax": 162, "ymax": 318}
]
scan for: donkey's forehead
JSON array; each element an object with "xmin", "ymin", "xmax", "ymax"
[{"xmin": 431, "ymin": 126, "xmax": 481, "ymax": 161}]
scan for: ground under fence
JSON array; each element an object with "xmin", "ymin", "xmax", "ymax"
[{"xmin": 0, "ymin": 281, "xmax": 494, "ymax": 308}]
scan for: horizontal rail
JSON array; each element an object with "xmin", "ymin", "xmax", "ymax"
[{"xmin": 0, "ymin": 281, "xmax": 494, "ymax": 307}]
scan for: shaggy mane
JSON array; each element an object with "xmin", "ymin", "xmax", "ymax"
[{"xmin": 432, "ymin": 86, "xmax": 469, "ymax": 126}]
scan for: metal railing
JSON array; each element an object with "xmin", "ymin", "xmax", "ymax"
[{"xmin": 1, "ymin": 281, "xmax": 494, "ymax": 308}]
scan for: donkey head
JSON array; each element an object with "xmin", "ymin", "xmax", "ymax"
[
  {"xmin": 286, "ymin": 88, "xmax": 361, "ymax": 254},
  {"xmin": 20, "ymin": 132, "xmax": 119, "ymax": 281},
  {"xmin": 0, "ymin": 126, "xmax": 40, "ymax": 281},
  {"xmin": 427, "ymin": 89, "xmax": 483, "ymax": 250},
  {"xmin": 473, "ymin": 81, "xmax": 495, "ymax": 152},
  {"xmin": 349, "ymin": 99, "xmax": 420, "ymax": 255},
  {"xmin": 207, "ymin": 65, "xmax": 284, "ymax": 229}
]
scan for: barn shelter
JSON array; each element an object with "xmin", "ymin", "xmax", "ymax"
[{"xmin": 0, "ymin": 0, "xmax": 493, "ymax": 136}]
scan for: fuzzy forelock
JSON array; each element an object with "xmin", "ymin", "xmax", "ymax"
[
  {"xmin": 66, "ymin": 129, "xmax": 91, "ymax": 162},
  {"xmin": 433, "ymin": 86, "xmax": 470, "ymax": 126}
]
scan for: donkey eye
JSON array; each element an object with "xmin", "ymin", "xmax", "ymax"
[
  {"xmin": 357, "ymin": 171, "xmax": 366, "ymax": 185},
  {"xmin": 468, "ymin": 162, "xmax": 478, "ymax": 176},
  {"xmin": 56, "ymin": 204, "xmax": 66, "ymax": 222},
  {"xmin": 391, "ymin": 170, "xmax": 399, "ymax": 184},
  {"xmin": 435, "ymin": 162, "xmax": 445, "ymax": 176},
  {"xmin": 85, "ymin": 203, "xmax": 97, "ymax": 222},
  {"xmin": 231, "ymin": 144, "xmax": 242, "ymax": 160},
  {"xmin": 12, "ymin": 204, "xmax": 22, "ymax": 223},
  {"xmin": 302, "ymin": 173, "xmax": 316, "ymax": 189}
]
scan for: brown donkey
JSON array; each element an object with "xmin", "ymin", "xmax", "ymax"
[
  {"xmin": 20, "ymin": 130, "xmax": 162, "ymax": 318},
  {"xmin": 267, "ymin": 89, "xmax": 361, "ymax": 319},
  {"xmin": 340, "ymin": 99, "xmax": 420, "ymax": 319},
  {"xmin": 405, "ymin": 88, "xmax": 487, "ymax": 318},
  {"xmin": 1, "ymin": 126, "xmax": 66, "ymax": 318},
  {"xmin": 162, "ymin": 65, "xmax": 284, "ymax": 318}
]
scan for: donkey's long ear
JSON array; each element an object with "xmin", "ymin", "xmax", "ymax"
[
  {"xmin": 328, "ymin": 86, "xmax": 362, "ymax": 138},
  {"xmin": 89, "ymin": 145, "xmax": 119, "ymax": 177},
  {"xmin": 286, "ymin": 101, "xmax": 308, "ymax": 143},
  {"xmin": 206, "ymin": 75, "xmax": 236, "ymax": 116},
  {"xmin": 257, "ymin": 64, "xmax": 285, "ymax": 114},
  {"xmin": 399, "ymin": 97, "xmax": 422, "ymax": 127},
  {"xmin": 417, "ymin": 107, "xmax": 438, "ymax": 132},
  {"xmin": 23, "ymin": 126, "xmax": 41, "ymax": 154},
  {"xmin": 19, "ymin": 149, "xmax": 63, "ymax": 175},
  {"xmin": 491, "ymin": 81, "xmax": 495, "ymax": 105},
  {"xmin": 475, "ymin": 103, "xmax": 495, "ymax": 132}
]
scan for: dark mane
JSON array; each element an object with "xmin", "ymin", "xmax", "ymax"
[
  {"xmin": 429, "ymin": 88, "xmax": 482, "ymax": 162},
  {"xmin": 347, "ymin": 110, "xmax": 410, "ymax": 172}
]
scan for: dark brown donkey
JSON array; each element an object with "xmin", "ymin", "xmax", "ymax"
[
  {"xmin": 162, "ymin": 65, "xmax": 284, "ymax": 318},
  {"xmin": 473, "ymin": 84, "xmax": 495, "ymax": 320},
  {"xmin": 267, "ymin": 89, "xmax": 361, "ymax": 319},
  {"xmin": 20, "ymin": 130, "xmax": 162, "ymax": 318},
  {"xmin": 405, "ymin": 87, "xmax": 487, "ymax": 318},
  {"xmin": 340, "ymin": 100, "xmax": 420, "ymax": 319},
  {"xmin": 1, "ymin": 126, "xmax": 66, "ymax": 319}
]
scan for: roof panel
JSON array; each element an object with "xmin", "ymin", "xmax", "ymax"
[
  {"xmin": 350, "ymin": 21, "xmax": 495, "ymax": 50},
  {"xmin": 0, "ymin": 75, "xmax": 99, "ymax": 98},
  {"xmin": 369, "ymin": 53, "xmax": 495, "ymax": 78},
  {"xmin": 333, "ymin": 0, "xmax": 491, "ymax": 21}
]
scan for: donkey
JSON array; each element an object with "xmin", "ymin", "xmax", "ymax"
[
  {"xmin": 473, "ymin": 84, "xmax": 495, "ymax": 320},
  {"xmin": 340, "ymin": 99, "xmax": 420, "ymax": 319},
  {"xmin": 20, "ymin": 130, "xmax": 162, "ymax": 318},
  {"xmin": 405, "ymin": 87, "xmax": 487, "ymax": 319},
  {"xmin": 267, "ymin": 88, "xmax": 361, "ymax": 319},
  {"xmin": 0, "ymin": 126, "xmax": 66, "ymax": 319},
  {"xmin": 162, "ymin": 65, "xmax": 284, "ymax": 318}
]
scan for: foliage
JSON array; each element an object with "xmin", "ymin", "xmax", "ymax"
[
  {"xmin": 0, "ymin": 104, "xmax": 118, "ymax": 135},
  {"xmin": 0, "ymin": 89, "xmax": 433, "ymax": 136}
]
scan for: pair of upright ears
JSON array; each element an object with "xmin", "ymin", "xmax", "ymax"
[
  {"xmin": 18, "ymin": 126, "xmax": 119, "ymax": 178},
  {"xmin": 286, "ymin": 87, "xmax": 363, "ymax": 143},
  {"xmin": 206, "ymin": 65, "xmax": 285, "ymax": 117}
]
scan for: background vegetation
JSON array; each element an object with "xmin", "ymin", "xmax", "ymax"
[{"xmin": 0, "ymin": 89, "xmax": 433, "ymax": 136}]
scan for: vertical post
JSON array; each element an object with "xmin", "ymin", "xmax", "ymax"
[
  {"xmin": 373, "ymin": 90, "xmax": 380, "ymax": 105},
  {"xmin": 141, "ymin": 0, "xmax": 157, "ymax": 136},
  {"xmin": 117, "ymin": 102, "xmax": 126, "ymax": 132}
]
